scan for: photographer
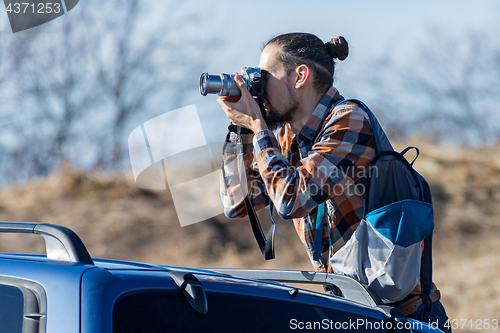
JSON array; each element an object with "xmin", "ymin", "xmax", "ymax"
[
  {"xmin": 215, "ymin": 33, "xmax": 452, "ymax": 332},
  {"xmin": 218, "ymin": 32, "xmax": 377, "ymax": 275}
]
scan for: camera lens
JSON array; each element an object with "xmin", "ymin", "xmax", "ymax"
[
  {"xmin": 199, "ymin": 73, "xmax": 241, "ymax": 97},
  {"xmin": 200, "ymin": 73, "xmax": 224, "ymax": 96}
]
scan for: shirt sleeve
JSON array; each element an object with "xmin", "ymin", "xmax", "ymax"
[
  {"xmin": 252, "ymin": 105, "xmax": 375, "ymax": 220},
  {"xmin": 220, "ymin": 130, "xmax": 270, "ymax": 218}
]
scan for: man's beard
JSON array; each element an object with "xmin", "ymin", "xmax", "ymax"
[{"xmin": 264, "ymin": 85, "xmax": 299, "ymax": 131}]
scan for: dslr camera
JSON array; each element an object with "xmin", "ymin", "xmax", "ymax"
[{"xmin": 199, "ymin": 67, "xmax": 266, "ymax": 109}]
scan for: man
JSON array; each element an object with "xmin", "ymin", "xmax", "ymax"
[
  {"xmin": 216, "ymin": 33, "xmax": 451, "ymax": 332},
  {"xmin": 217, "ymin": 33, "xmax": 377, "ymax": 273}
]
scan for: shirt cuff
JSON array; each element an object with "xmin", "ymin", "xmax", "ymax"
[{"xmin": 252, "ymin": 129, "xmax": 279, "ymax": 156}]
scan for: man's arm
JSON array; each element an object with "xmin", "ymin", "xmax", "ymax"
[{"xmin": 220, "ymin": 130, "xmax": 269, "ymax": 219}]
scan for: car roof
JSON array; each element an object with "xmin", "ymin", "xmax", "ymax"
[{"xmin": 2, "ymin": 222, "xmax": 429, "ymax": 332}]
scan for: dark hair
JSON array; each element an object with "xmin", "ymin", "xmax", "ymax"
[{"xmin": 265, "ymin": 33, "xmax": 349, "ymax": 95}]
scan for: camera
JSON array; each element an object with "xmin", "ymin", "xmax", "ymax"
[{"xmin": 199, "ymin": 67, "xmax": 266, "ymax": 108}]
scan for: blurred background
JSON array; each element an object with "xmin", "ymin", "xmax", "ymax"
[{"xmin": 0, "ymin": 0, "xmax": 499, "ymax": 330}]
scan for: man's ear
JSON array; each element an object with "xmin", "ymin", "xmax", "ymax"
[{"xmin": 294, "ymin": 64, "xmax": 311, "ymax": 89}]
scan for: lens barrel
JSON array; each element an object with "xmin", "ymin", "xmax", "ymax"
[
  {"xmin": 199, "ymin": 73, "xmax": 241, "ymax": 97},
  {"xmin": 200, "ymin": 73, "xmax": 221, "ymax": 96}
]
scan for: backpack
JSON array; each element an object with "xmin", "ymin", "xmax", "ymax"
[
  {"xmin": 324, "ymin": 99, "xmax": 450, "ymax": 332},
  {"xmin": 326, "ymin": 99, "xmax": 432, "ymax": 302}
]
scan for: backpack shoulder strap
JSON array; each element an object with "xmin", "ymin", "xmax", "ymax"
[
  {"xmin": 333, "ymin": 99, "xmax": 393, "ymax": 153},
  {"xmin": 417, "ymin": 173, "xmax": 434, "ymax": 307}
]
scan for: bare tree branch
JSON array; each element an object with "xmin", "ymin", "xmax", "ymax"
[{"xmin": 0, "ymin": 0, "xmax": 220, "ymax": 184}]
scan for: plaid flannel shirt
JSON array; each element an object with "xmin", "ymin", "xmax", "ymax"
[{"xmin": 220, "ymin": 87, "xmax": 376, "ymax": 272}]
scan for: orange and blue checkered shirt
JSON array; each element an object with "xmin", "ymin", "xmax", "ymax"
[{"xmin": 220, "ymin": 87, "xmax": 377, "ymax": 272}]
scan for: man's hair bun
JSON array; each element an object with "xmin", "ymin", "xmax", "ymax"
[{"xmin": 325, "ymin": 36, "xmax": 349, "ymax": 61}]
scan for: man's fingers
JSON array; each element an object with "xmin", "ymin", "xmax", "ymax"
[
  {"xmin": 217, "ymin": 97, "xmax": 232, "ymax": 118},
  {"xmin": 217, "ymin": 96, "xmax": 238, "ymax": 112},
  {"xmin": 217, "ymin": 96, "xmax": 229, "ymax": 109},
  {"xmin": 234, "ymin": 74, "xmax": 253, "ymax": 101},
  {"xmin": 234, "ymin": 73, "xmax": 246, "ymax": 88}
]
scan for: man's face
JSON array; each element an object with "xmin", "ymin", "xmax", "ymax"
[{"xmin": 258, "ymin": 44, "xmax": 299, "ymax": 131}]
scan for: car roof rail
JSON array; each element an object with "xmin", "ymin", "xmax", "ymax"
[
  {"xmin": 210, "ymin": 268, "xmax": 383, "ymax": 307},
  {"xmin": 0, "ymin": 222, "xmax": 94, "ymax": 265}
]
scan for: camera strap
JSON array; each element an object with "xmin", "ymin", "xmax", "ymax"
[{"xmin": 236, "ymin": 127, "xmax": 275, "ymax": 260}]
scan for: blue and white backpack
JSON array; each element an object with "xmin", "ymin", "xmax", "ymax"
[
  {"xmin": 327, "ymin": 100, "xmax": 452, "ymax": 333},
  {"xmin": 328, "ymin": 99, "xmax": 434, "ymax": 303}
]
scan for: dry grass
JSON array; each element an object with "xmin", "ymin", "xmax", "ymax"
[{"xmin": 0, "ymin": 140, "xmax": 499, "ymax": 330}]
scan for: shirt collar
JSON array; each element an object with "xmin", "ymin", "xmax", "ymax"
[{"xmin": 298, "ymin": 86, "xmax": 344, "ymax": 141}]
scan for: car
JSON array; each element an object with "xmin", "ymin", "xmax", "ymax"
[{"xmin": 0, "ymin": 221, "xmax": 442, "ymax": 333}]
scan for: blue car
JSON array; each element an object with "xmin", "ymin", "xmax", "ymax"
[{"xmin": 0, "ymin": 222, "xmax": 442, "ymax": 332}]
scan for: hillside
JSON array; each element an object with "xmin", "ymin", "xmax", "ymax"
[{"xmin": 0, "ymin": 140, "xmax": 499, "ymax": 330}]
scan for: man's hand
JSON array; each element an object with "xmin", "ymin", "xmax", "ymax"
[{"xmin": 217, "ymin": 73, "xmax": 268, "ymax": 134}]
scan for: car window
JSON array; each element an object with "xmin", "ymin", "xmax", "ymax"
[
  {"xmin": 0, "ymin": 285, "xmax": 24, "ymax": 333},
  {"xmin": 114, "ymin": 290, "xmax": 384, "ymax": 332}
]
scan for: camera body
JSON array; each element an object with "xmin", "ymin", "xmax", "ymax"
[{"xmin": 199, "ymin": 67, "xmax": 266, "ymax": 107}]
